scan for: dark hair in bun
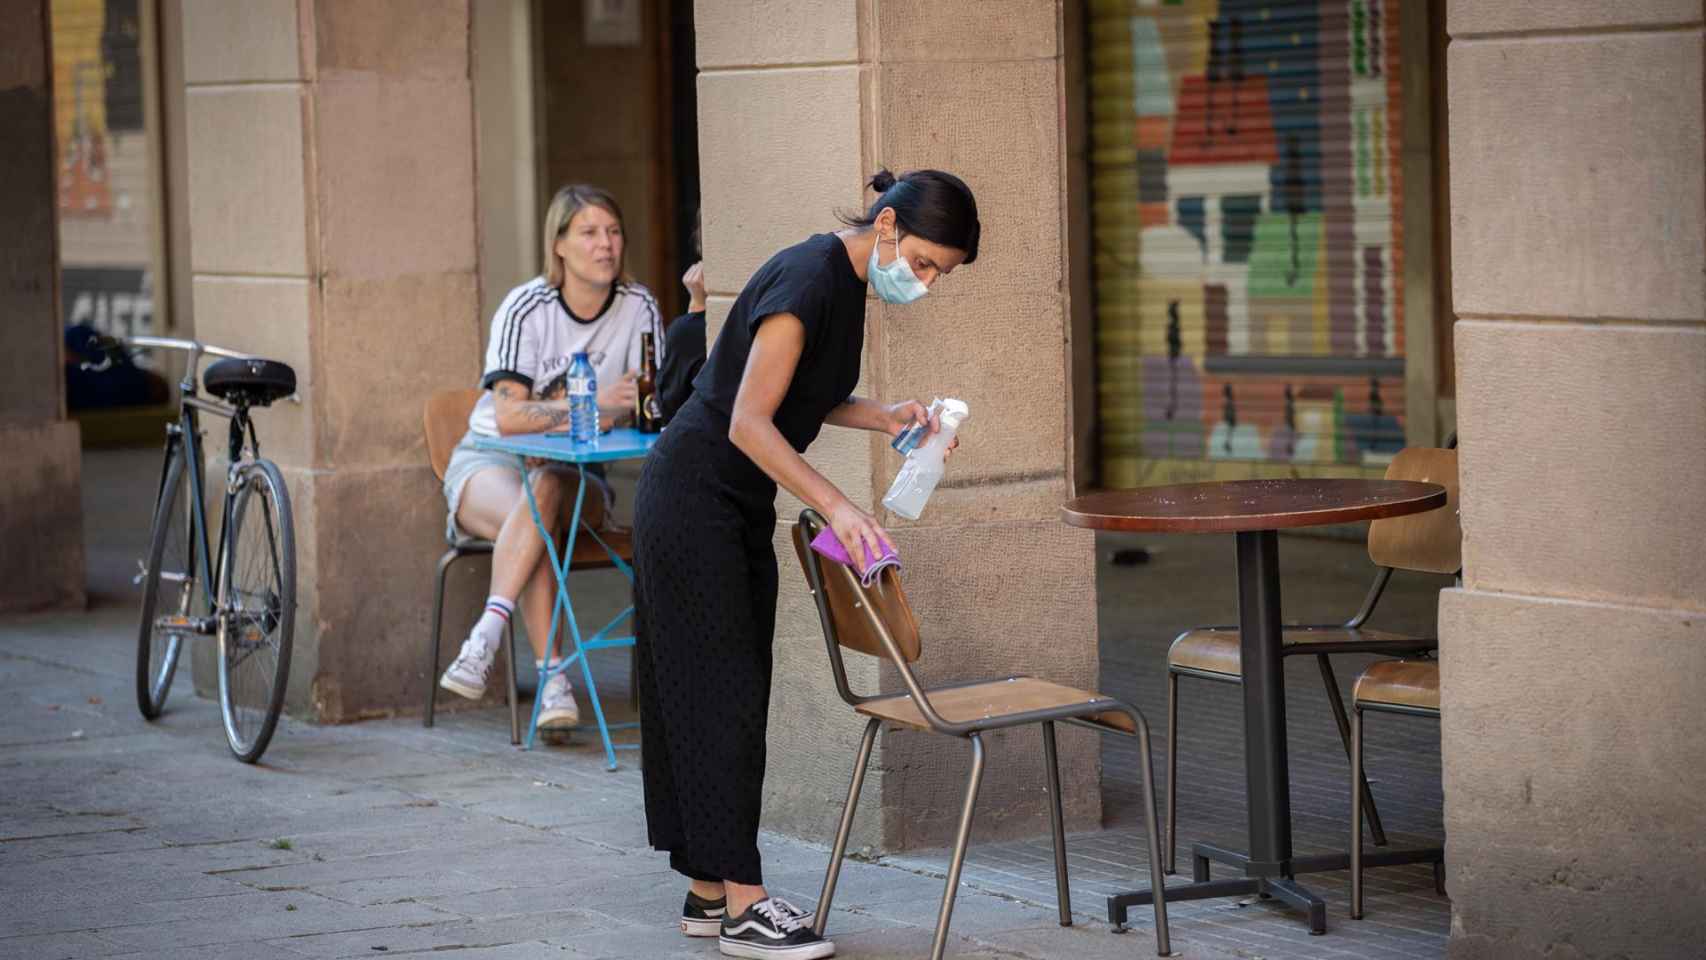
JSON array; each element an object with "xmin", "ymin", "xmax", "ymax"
[{"xmin": 839, "ymin": 168, "xmax": 981, "ymax": 264}]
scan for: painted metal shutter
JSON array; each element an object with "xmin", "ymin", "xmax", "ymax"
[{"xmin": 1089, "ymin": 0, "xmax": 1408, "ymax": 488}]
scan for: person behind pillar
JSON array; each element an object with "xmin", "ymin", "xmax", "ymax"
[
  {"xmin": 437, "ymin": 184, "xmax": 662, "ymax": 732},
  {"xmin": 633, "ymin": 169, "xmax": 979, "ymax": 959},
  {"xmin": 656, "ymin": 207, "xmax": 706, "ymax": 423}
]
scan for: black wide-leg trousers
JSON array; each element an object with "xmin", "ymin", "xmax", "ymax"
[{"xmin": 633, "ymin": 399, "xmax": 778, "ymax": 885}]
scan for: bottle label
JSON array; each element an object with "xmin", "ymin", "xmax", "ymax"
[
  {"xmin": 567, "ymin": 376, "xmax": 593, "ymax": 396},
  {"xmin": 892, "ymin": 422, "xmax": 927, "ymax": 455}
]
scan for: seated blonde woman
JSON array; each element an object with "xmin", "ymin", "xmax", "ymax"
[{"xmin": 438, "ymin": 184, "xmax": 661, "ymax": 730}]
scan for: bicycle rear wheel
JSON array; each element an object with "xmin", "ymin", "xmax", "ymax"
[
  {"xmin": 136, "ymin": 447, "xmax": 200, "ymax": 719},
  {"xmin": 216, "ymin": 458, "xmax": 296, "ymax": 763}
]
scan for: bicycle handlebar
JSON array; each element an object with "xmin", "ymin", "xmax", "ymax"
[{"xmin": 80, "ymin": 333, "xmax": 253, "ymax": 373}]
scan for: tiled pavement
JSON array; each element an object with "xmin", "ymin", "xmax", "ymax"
[{"xmin": 0, "ymin": 449, "xmax": 1454, "ymax": 959}]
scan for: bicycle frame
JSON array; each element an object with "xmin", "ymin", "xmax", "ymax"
[{"xmin": 139, "ymin": 336, "xmax": 264, "ymax": 629}]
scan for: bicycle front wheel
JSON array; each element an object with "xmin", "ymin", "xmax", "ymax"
[
  {"xmin": 216, "ymin": 459, "xmax": 296, "ymax": 763},
  {"xmin": 136, "ymin": 447, "xmax": 199, "ymax": 719}
]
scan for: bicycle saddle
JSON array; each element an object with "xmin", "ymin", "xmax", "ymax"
[{"xmin": 204, "ymin": 357, "xmax": 297, "ymax": 406}]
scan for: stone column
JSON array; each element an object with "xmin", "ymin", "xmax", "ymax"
[
  {"xmin": 179, "ymin": 0, "xmax": 482, "ymax": 718},
  {"xmin": 1440, "ymin": 4, "xmax": 1706, "ymax": 958},
  {"xmin": 0, "ymin": 0, "xmax": 86, "ymax": 614},
  {"xmin": 697, "ymin": 0, "xmax": 1098, "ymax": 852}
]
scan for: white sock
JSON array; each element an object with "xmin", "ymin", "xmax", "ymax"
[{"xmin": 471, "ymin": 595, "xmax": 513, "ymax": 651}]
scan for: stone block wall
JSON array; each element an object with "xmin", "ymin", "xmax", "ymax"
[
  {"xmin": 696, "ymin": 0, "xmax": 1102, "ymax": 853},
  {"xmin": 1440, "ymin": 4, "xmax": 1706, "ymax": 957},
  {"xmin": 178, "ymin": 0, "xmax": 483, "ymax": 718},
  {"xmin": 0, "ymin": 0, "xmax": 85, "ymax": 614}
]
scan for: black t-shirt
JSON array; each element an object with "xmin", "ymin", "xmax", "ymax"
[
  {"xmin": 656, "ymin": 309, "xmax": 705, "ymax": 423},
  {"xmin": 692, "ymin": 233, "xmax": 866, "ymax": 453}
]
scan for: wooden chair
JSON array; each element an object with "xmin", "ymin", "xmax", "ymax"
[
  {"xmin": 791, "ymin": 509, "xmax": 1171, "ymax": 960},
  {"xmin": 1163, "ymin": 446, "xmax": 1461, "ymax": 874},
  {"xmin": 422, "ymin": 389, "xmax": 522, "ymax": 743},
  {"xmin": 420, "ymin": 389, "xmax": 637, "ymax": 742},
  {"xmin": 1350, "ymin": 657, "xmax": 1441, "ymax": 918}
]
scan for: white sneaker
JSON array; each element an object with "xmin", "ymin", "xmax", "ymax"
[
  {"xmin": 439, "ymin": 635, "xmax": 496, "ymax": 699},
  {"xmin": 537, "ymin": 671, "xmax": 580, "ymax": 730}
]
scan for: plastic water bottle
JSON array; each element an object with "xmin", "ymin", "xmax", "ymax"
[
  {"xmin": 567, "ymin": 352, "xmax": 598, "ymax": 443},
  {"xmin": 882, "ymin": 399, "xmax": 969, "ymax": 520}
]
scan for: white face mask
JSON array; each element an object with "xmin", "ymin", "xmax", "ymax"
[{"xmin": 867, "ymin": 232, "xmax": 929, "ymax": 305}]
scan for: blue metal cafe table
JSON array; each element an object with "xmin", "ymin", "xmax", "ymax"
[{"xmin": 472, "ymin": 427, "xmax": 658, "ymax": 769}]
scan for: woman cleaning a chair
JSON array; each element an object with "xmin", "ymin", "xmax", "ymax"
[
  {"xmin": 437, "ymin": 184, "xmax": 662, "ymax": 733},
  {"xmin": 633, "ymin": 169, "xmax": 979, "ymax": 959}
]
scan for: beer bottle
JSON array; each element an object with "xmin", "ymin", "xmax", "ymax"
[{"xmin": 635, "ymin": 332, "xmax": 661, "ymax": 433}]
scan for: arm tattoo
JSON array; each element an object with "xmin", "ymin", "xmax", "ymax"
[{"xmin": 495, "ymin": 381, "xmax": 570, "ymax": 430}]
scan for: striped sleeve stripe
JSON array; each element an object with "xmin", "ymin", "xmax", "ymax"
[
  {"xmin": 621, "ymin": 283, "xmax": 664, "ymax": 364},
  {"xmin": 497, "ymin": 285, "xmax": 552, "ymax": 373},
  {"xmin": 506, "ymin": 287, "xmax": 551, "ymax": 370}
]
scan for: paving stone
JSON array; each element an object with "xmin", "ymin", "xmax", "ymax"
[
  {"xmin": 765, "ymin": 864, "xmax": 946, "ymax": 911},
  {"xmin": 258, "ymin": 910, "xmax": 600, "ymax": 959},
  {"xmin": 549, "ymin": 919, "xmax": 727, "ymax": 958},
  {"xmin": 85, "ymin": 892, "xmax": 446, "ymax": 954},
  {"xmin": 302, "ymin": 871, "xmax": 512, "ymax": 908},
  {"xmin": 0, "ymin": 930, "xmax": 117, "ymax": 960},
  {"xmin": 810, "ymin": 923, "xmax": 987, "ymax": 960},
  {"xmin": 415, "ymin": 885, "xmax": 607, "ymax": 924},
  {"xmin": 104, "ymin": 941, "xmax": 307, "ymax": 960}
]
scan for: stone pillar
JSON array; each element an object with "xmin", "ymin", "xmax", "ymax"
[
  {"xmin": 0, "ymin": 0, "xmax": 86, "ymax": 614},
  {"xmin": 1440, "ymin": 5, "xmax": 1706, "ymax": 959},
  {"xmin": 697, "ymin": 0, "xmax": 1098, "ymax": 852},
  {"xmin": 179, "ymin": 0, "xmax": 482, "ymax": 718}
]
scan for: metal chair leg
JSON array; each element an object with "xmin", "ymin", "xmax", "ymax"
[
  {"xmin": 1126, "ymin": 707, "xmax": 1172, "ymax": 957},
  {"xmin": 1042, "ymin": 721, "xmax": 1071, "ymax": 926},
  {"xmin": 814, "ymin": 718, "xmax": 880, "ymax": 938},
  {"xmin": 1164, "ymin": 670, "xmax": 1179, "ymax": 875},
  {"xmin": 929, "ymin": 734, "xmax": 986, "ymax": 960},
  {"xmin": 1318, "ymin": 654, "xmax": 1388, "ymax": 847},
  {"xmin": 505, "ymin": 621, "xmax": 520, "ymax": 745},
  {"xmin": 425, "ymin": 547, "xmax": 460, "ymax": 728},
  {"xmin": 1351, "ymin": 705, "xmax": 1365, "ymax": 920}
]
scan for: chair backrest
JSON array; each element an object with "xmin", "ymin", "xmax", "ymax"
[
  {"xmin": 424, "ymin": 388, "xmax": 482, "ymax": 482},
  {"xmin": 791, "ymin": 511, "xmax": 922, "ymax": 667},
  {"xmin": 1368, "ymin": 447, "xmax": 1461, "ymax": 574}
]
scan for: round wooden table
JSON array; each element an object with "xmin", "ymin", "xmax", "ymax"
[{"xmin": 1062, "ymin": 478, "xmax": 1447, "ymax": 935}]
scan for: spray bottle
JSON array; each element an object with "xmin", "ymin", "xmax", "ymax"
[{"xmin": 881, "ymin": 398, "xmax": 969, "ymax": 520}]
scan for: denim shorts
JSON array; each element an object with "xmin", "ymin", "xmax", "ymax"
[{"xmin": 441, "ymin": 431, "xmax": 611, "ymax": 542}]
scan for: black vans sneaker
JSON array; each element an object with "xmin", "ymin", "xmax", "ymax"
[
  {"xmin": 681, "ymin": 890, "xmax": 727, "ymax": 937},
  {"xmin": 719, "ymin": 897, "xmax": 834, "ymax": 959}
]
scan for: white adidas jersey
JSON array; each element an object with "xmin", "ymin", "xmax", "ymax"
[{"xmin": 467, "ymin": 277, "xmax": 663, "ymax": 437}]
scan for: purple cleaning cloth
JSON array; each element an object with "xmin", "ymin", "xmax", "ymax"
[{"xmin": 810, "ymin": 527, "xmax": 901, "ymax": 588}]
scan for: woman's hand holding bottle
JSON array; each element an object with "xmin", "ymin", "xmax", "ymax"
[
  {"xmin": 884, "ymin": 399, "xmax": 959, "ymax": 459},
  {"xmin": 599, "ymin": 372, "xmax": 639, "ymax": 424}
]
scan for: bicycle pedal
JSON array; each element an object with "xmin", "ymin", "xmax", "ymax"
[{"xmin": 154, "ymin": 614, "xmax": 217, "ymax": 635}]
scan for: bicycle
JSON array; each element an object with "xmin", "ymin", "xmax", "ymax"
[{"xmin": 86, "ymin": 334, "xmax": 300, "ymax": 762}]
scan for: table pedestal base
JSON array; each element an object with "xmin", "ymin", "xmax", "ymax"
[{"xmin": 1106, "ymin": 840, "xmax": 1445, "ymax": 936}]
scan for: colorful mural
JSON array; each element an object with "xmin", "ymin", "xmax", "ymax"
[
  {"xmin": 1091, "ymin": 0, "xmax": 1408, "ymax": 486},
  {"xmin": 53, "ymin": 0, "xmax": 141, "ymax": 217}
]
